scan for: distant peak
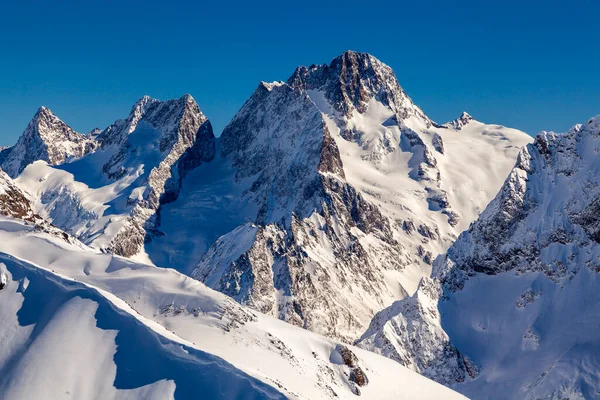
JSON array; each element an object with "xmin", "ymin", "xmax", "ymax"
[
  {"xmin": 442, "ymin": 112, "xmax": 474, "ymax": 130},
  {"xmin": 34, "ymin": 106, "xmax": 55, "ymax": 119},
  {"xmin": 87, "ymin": 128, "xmax": 102, "ymax": 138},
  {"xmin": 259, "ymin": 81, "xmax": 285, "ymax": 91},
  {"xmin": 460, "ymin": 111, "xmax": 473, "ymax": 120},
  {"xmin": 135, "ymin": 95, "xmax": 155, "ymax": 106},
  {"xmin": 179, "ymin": 93, "xmax": 195, "ymax": 103}
]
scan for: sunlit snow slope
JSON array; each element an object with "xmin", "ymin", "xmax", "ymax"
[{"xmin": 0, "ymin": 217, "xmax": 465, "ymax": 400}]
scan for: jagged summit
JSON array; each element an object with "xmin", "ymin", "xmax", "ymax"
[
  {"xmin": 442, "ymin": 111, "xmax": 474, "ymax": 130},
  {"xmin": 1, "ymin": 105, "xmax": 97, "ymax": 177},
  {"xmin": 259, "ymin": 81, "xmax": 285, "ymax": 91},
  {"xmin": 97, "ymin": 94, "xmax": 203, "ymax": 150},
  {"xmin": 287, "ymin": 50, "xmax": 431, "ymax": 125}
]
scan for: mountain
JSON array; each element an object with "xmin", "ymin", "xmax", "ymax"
[
  {"xmin": 15, "ymin": 94, "xmax": 215, "ymax": 259},
  {"xmin": 178, "ymin": 51, "xmax": 532, "ymax": 342},
  {"xmin": 0, "ymin": 216, "xmax": 465, "ymax": 400},
  {"xmin": 7, "ymin": 51, "xmax": 530, "ymax": 344},
  {"xmin": 357, "ymin": 115, "xmax": 600, "ymax": 399},
  {"xmin": 1, "ymin": 106, "xmax": 96, "ymax": 178}
]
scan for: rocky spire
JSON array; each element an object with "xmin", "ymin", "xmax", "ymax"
[
  {"xmin": 1, "ymin": 106, "xmax": 96, "ymax": 177},
  {"xmin": 442, "ymin": 111, "xmax": 474, "ymax": 130},
  {"xmin": 287, "ymin": 50, "xmax": 430, "ymax": 125}
]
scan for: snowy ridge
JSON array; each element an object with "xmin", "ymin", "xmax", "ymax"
[
  {"xmin": 0, "ymin": 217, "xmax": 465, "ymax": 400},
  {"xmin": 358, "ymin": 115, "xmax": 600, "ymax": 399},
  {"xmin": 1, "ymin": 106, "xmax": 96, "ymax": 178}
]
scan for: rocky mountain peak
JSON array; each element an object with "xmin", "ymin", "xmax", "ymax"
[
  {"xmin": 1, "ymin": 106, "xmax": 97, "ymax": 177},
  {"xmin": 442, "ymin": 111, "xmax": 474, "ymax": 130},
  {"xmin": 97, "ymin": 94, "xmax": 214, "ymax": 256},
  {"xmin": 31, "ymin": 106, "xmax": 70, "ymax": 135},
  {"xmin": 287, "ymin": 51, "xmax": 430, "ymax": 125}
]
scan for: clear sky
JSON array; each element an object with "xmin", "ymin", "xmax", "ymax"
[{"xmin": 1, "ymin": 0, "xmax": 598, "ymax": 144}]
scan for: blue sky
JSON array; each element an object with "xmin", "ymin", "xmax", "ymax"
[{"xmin": 0, "ymin": 0, "xmax": 598, "ymax": 144}]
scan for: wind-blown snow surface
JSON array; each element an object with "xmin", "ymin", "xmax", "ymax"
[
  {"xmin": 0, "ymin": 217, "xmax": 465, "ymax": 400},
  {"xmin": 357, "ymin": 115, "xmax": 600, "ymax": 399}
]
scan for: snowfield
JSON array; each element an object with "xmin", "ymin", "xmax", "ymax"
[{"xmin": 0, "ymin": 217, "xmax": 465, "ymax": 399}]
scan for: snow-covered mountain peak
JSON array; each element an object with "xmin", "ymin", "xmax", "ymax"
[
  {"xmin": 86, "ymin": 127, "xmax": 102, "ymax": 138},
  {"xmin": 16, "ymin": 94, "xmax": 215, "ymax": 259},
  {"xmin": 181, "ymin": 53, "xmax": 532, "ymax": 343},
  {"xmin": 288, "ymin": 50, "xmax": 430, "ymax": 126},
  {"xmin": 1, "ymin": 106, "xmax": 97, "ymax": 178},
  {"xmin": 259, "ymin": 81, "xmax": 285, "ymax": 91},
  {"xmin": 442, "ymin": 111, "xmax": 475, "ymax": 130}
]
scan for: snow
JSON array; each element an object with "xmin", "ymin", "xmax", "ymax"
[
  {"xmin": 440, "ymin": 269, "xmax": 600, "ymax": 399},
  {"xmin": 0, "ymin": 217, "xmax": 465, "ymax": 400},
  {"xmin": 359, "ymin": 115, "xmax": 600, "ymax": 399}
]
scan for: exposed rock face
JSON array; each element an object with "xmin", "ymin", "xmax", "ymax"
[
  {"xmin": 219, "ymin": 82, "xmax": 330, "ymax": 222},
  {"xmin": 288, "ymin": 50, "xmax": 431, "ymax": 124},
  {"xmin": 0, "ymin": 168, "xmax": 36, "ymax": 222},
  {"xmin": 438, "ymin": 117, "xmax": 600, "ymax": 286},
  {"xmin": 0, "ymin": 168, "xmax": 79, "ymax": 244},
  {"xmin": 101, "ymin": 95, "xmax": 216, "ymax": 256},
  {"xmin": 193, "ymin": 81, "xmax": 406, "ymax": 341},
  {"xmin": 2, "ymin": 106, "xmax": 96, "ymax": 178},
  {"xmin": 358, "ymin": 115, "xmax": 600, "ymax": 399},
  {"xmin": 333, "ymin": 345, "xmax": 369, "ymax": 395}
]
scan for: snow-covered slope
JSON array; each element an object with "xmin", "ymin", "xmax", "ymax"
[
  {"xmin": 1, "ymin": 106, "xmax": 96, "ymax": 178},
  {"xmin": 15, "ymin": 94, "xmax": 215, "ymax": 259},
  {"xmin": 357, "ymin": 115, "xmax": 600, "ymax": 399},
  {"xmin": 172, "ymin": 51, "xmax": 531, "ymax": 342},
  {"xmin": 0, "ymin": 216, "xmax": 465, "ymax": 400}
]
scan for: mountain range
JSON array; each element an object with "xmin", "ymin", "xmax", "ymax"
[{"xmin": 0, "ymin": 50, "xmax": 596, "ymax": 400}]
